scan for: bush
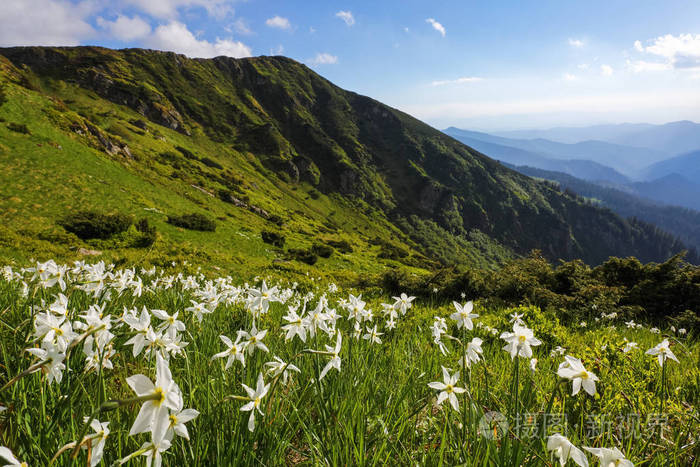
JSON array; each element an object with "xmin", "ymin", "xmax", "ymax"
[
  {"xmin": 261, "ymin": 230, "xmax": 285, "ymax": 248},
  {"xmin": 0, "ymin": 85, "xmax": 6, "ymax": 107},
  {"xmin": 167, "ymin": 213, "xmax": 216, "ymax": 232},
  {"xmin": 200, "ymin": 157, "xmax": 223, "ymax": 170},
  {"xmin": 134, "ymin": 218, "xmax": 157, "ymax": 247},
  {"xmin": 59, "ymin": 211, "xmax": 133, "ymax": 240},
  {"xmin": 268, "ymin": 215, "xmax": 284, "ymax": 227},
  {"xmin": 312, "ymin": 243, "xmax": 334, "ymax": 258},
  {"xmin": 288, "ymin": 248, "xmax": 318, "ymax": 265},
  {"xmin": 327, "ymin": 239, "xmax": 353, "ymax": 253},
  {"xmin": 7, "ymin": 122, "xmax": 30, "ymax": 134}
]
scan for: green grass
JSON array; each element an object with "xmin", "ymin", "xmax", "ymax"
[{"xmin": 0, "ymin": 262, "xmax": 697, "ymax": 465}]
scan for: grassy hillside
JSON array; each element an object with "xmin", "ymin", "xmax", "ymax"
[{"xmin": 0, "ymin": 46, "xmax": 696, "ymax": 274}]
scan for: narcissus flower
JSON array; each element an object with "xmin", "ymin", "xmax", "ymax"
[
  {"xmin": 126, "ymin": 354, "xmax": 183, "ymax": 443},
  {"xmin": 547, "ymin": 434, "xmax": 588, "ymax": 467},
  {"xmin": 428, "ymin": 366, "xmax": 466, "ymax": 412},
  {"xmin": 645, "ymin": 339, "xmax": 679, "ymax": 367},
  {"xmin": 212, "ymin": 335, "xmax": 246, "ymax": 369},
  {"xmin": 500, "ymin": 323, "xmax": 541, "ymax": 360},
  {"xmin": 240, "ymin": 373, "xmax": 270, "ymax": 432},
  {"xmin": 450, "ymin": 301, "xmax": 478, "ymax": 330},
  {"xmin": 320, "ymin": 332, "xmax": 342, "ymax": 380},
  {"xmin": 583, "ymin": 447, "xmax": 633, "ymax": 467},
  {"xmin": 0, "ymin": 446, "xmax": 27, "ymax": 467},
  {"xmin": 557, "ymin": 356, "xmax": 599, "ymax": 397}
]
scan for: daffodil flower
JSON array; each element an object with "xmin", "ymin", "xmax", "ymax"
[
  {"xmin": 428, "ymin": 366, "xmax": 466, "ymax": 412},
  {"xmin": 583, "ymin": 447, "xmax": 633, "ymax": 467},
  {"xmin": 264, "ymin": 356, "xmax": 300, "ymax": 385},
  {"xmin": 547, "ymin": 434, "xmax": 588, "ymax": 467},
  {"xmin": 500, "ymin": 323, "xmax": 542, "ymax": 360},
  {"xmin": 126, "ymin": 354, "xmax": 184, "ymax": 443},
  {"xmin": 320, "ymin": 332, "xmax": 342, "ymax": 380},
  {"xmin": 645, "ymin": 339, "xmax": 679, "ymax": 367},
  {"xmin": 557, "ymin": 356, "xmax": 599, "ymax": 396},
  {"xmin": 450, "ymin": 301, "xmax": 478, "ymax": 330},
  {"xmin": 240, "ymin": 373, "xmax": 270, "ymax": 432},
  {"xmin": 166, "ymin": 408, "xmax": 199, "ymax": 441},
  {"xmin": 0, "ymin": 446, "xmax": 27, "ymax": 467},
  {"xmin": 212, "ymin": 334, "xmax": 246, "ymax": 369},
  {"xmin": 362, "ymin": 325, "xmax": 383, "ymax": 344}
]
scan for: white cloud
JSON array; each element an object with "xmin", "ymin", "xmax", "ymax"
[
  {"xmin": 335, "ymin": 10, "xmax": 354, "ymax": 26},
  {"xmin": 97, "ymin": 15, "xmax": 152, "ymax": 42},
  {"xmin": 600, "ymin": 64, "xmax": 613, "ymax": 76},
  {"xmin": 0, "ymin": 0, "xmax": 95, "ymax": 46},
  {"xmin": 308, "ymin": 53, "xmax": 338, "ymax": 66},
  {"xmin": 563, "ymin": 73, "xmax": 577, "ymax": 81},
  {"xmin": 636, "ymin": 33, "xmax": 700, "ymax": 69},
  {"xmin": 568, "ymin": 38, "xmax": 584, "ymax": 48},
  {"xmin": 270, "ymin": 44, "xmax": 284, "ymax": 55},
  {"xmin": 626, "ymin": 59, "xmax": 672, "ymax": 73},
  {"xmin": 577, "ymin": 63, "xmax": 589, "ymax": 70},
  {"xmin": 147, "ymin": 21, "xmax": 252, "ymax": 58},
  {"xmin": 426, "ymin": 18, "xmax": 445, "ymax": 37},
  {"xmin": 123, "ymin": 0, "xmax": 231, "ymax": 20},
  {"xmin": 431, "ymin": 77, "xmax": 483, "ymax": 86},
  {"xmin": 229, "ymin": 18, "xmax": 252, "ymax": 36},
  {"xmin": 266, "ymin": 16, "xmax": 291, "ymax": 30}
]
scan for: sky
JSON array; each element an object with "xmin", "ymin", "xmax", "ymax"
[{"xmin": 2, "ymin": 0, "xmax": 700, "ymax": 131}]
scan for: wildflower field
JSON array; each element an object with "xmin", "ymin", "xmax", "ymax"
[{"xmin": 0, "ymin": 261, "xmax": 697, "ymax": 466}]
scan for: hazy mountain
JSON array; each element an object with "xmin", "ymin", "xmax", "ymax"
[
  {"xmin": 442, "ymin": 132, "xmax": 630, "ymax": 184},
  {"xmin": 0, "ymin": 46, "xmax": 696, "ymax": 266},
  {"xmin": 640, "ymin": 150, "xmax": 700, "ymax": 182},
  {"xmin": 625, "ymin": 174, "xmax": 700, "ymax": 211},
  {"xmin": 509, "ymin": 164, "xmax": 700, "ymax": 251},
  {"xmin": 443, "ymin": 127, "xmax": 664, "ymax": 176},
  {"xmin": 497, "ymin": 121, "xmax": 700, "ymax": 156}
]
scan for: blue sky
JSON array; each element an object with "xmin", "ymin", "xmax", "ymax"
[{"xmin": 2, "ymin": 0, "xmax": 700, "ymax": 130}]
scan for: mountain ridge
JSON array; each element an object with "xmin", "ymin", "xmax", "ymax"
[{"xmin": 0, "ymin": 46, "xmax": 697, "ymax": 268}]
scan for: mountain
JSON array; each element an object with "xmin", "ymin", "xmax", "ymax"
[
  {"xmin": 641, "ymin": 150, "xmax": 700, "ymax": 182},
  {"xmin": 0, "ymin": 46, "xmax": 696, "ymax": 270},
  {"xmin": 625, "ymin": 174, "xmax": 700, "ymax": 211},
  {"xmin": 442, "ymin": 131, "xmax": 630, "ymax": 183},
  {"xmin": 508, "ymin": 164, "xmax": 700, "ymax": 252},
  {"xmin": 497, "ymin": 121, "xmax": 700, "ymax": 156},
  {"xmin": 443, "ymin": 127, "xmax": 665, "ymax": 174}
]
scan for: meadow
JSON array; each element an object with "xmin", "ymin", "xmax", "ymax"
[{"xmin": 0, "ymin": 260, "xmax": 697, "ymax": 466}]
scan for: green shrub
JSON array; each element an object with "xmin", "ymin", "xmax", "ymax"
[
  {"xmin": 134, "ymin": 218, "xmax": 157, "ymax": 247},
  {"xmin": 268, "ymin": 215, "xmax": 284, "ymax": 227},
  {"xmin": 175, "ymin": 146, "xmax": 198, "ymax": 160},
  {"xmin": 7, "ymin": 122, "xmax": 30, "ymax": 134},
  {"xmin": 261, "ymin": 230, "xmax": 285, "ymax": 248},
  {"xmin": 167, "ymin": 213, "xmax": 216, "ymax": 232},
  {"xmin": 327, "ymin": 239, "xmax": 353, "ymax": 253},
  {"xmin": 311, "ymin": 243, "xmax": 334, "ymax": 258},
  {"xmin": 378, "ymin": 241, "xmax": 409, "ymax": 260},
  {"xmin": 200, "ymin": 157, "xmax": 223, "ymax": 170},
  {"xmin": 59, "ymin": 211, "xmax": 133, "ymax": 240},
  {"xmin": 288, "ymin": 248, "xmax": 318, "ymax": 265},
  {"xmin": 0, "ymin": 85, "xmax": 6, "ymax": 107}
]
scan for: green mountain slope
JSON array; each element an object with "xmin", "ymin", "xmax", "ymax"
[{"xmin": 0, "ymin": 46, "xmax": 696, "ymax": 273}]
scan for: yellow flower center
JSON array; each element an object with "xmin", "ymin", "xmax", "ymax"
[
  {"xmin": 518, "ymin": 335, "xmax": 527, "ymax": 343},
  {"xmin": 254, "ymin": 396, "xmax": 261, "ymax": 407},
  {"xmin": 169, "ymin": 414, "xmax": 178, "ymax": 427},
  {"xmin": 153, "ymin": 387, "xmax": 165, "ymax": 406},
  {"xmin": 445, "ymin": 384, "xmax": 453, "ymax": 393},
  {"xmin": 54, "ymin": 327, "xmax": 63, "ymax": 336}
]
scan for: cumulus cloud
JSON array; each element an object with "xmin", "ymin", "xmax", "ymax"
[
  {"xmin": 431, "ymin": 77, "xmax": 483, "ymax": 86},
  {"xmin": 0, "ymin": 0, "xmax": 95, "ymax": 46},
  {"xmin": 266, "ymin": 16, "xmax": 291, "ymax": 30},
  {"xmin": 123, "ymin": 0, "xmax": 231, "ymax": 20},
  {"xmin": 635, "ymin": 33, "xmax": 700, "ymax": 70},
  {"xmin": 568, "ymin": 38, "xmax": 584, "ymax": 48},
  {"xmin": 335, "ymin": 10, "xmax": 355, "ymax": 26},
  {"xmin": 626, "ymin": 59, "xmax": 672, "ymax": 73},
  {"xmin": 97, "ymin": 15, "xmax": 152, "ymax": 42},
  {"xmin": 426, "ymin": 18, "xmax": 445, "ymax": 37},
  {"xmin": 308, "ymin": 53, "xmax": 338, "ymax": 66},
  {"xmin": 147, "ymin": 21, "xmax": 252, "ymax": 58},
  {"xmin": 600, "ymin": 64, "xmax": 613, "ymax": 76}
]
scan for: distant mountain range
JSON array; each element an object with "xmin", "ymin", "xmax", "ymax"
[
  {"xmin": 494, "ymin": 120, "xmax": 700, "ymax": 155},
  {"xmin": 443, "ymin": 125, "xmax": 700, "ymax": 211},
  {"xmin": 508, "ymin": 164, "xmax": 700, "ymax": 252}
]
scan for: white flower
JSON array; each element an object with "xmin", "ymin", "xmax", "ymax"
[
  {"xmin": 26, "ymin": 344, "xmax": 66, "ymax": 384},
  {"xmin": 281, "ymin": 307, "xmax": 308, "ymax": 343},
  {"xmin": 212, "ymin": 335, "xmax": 246, "ymax": 369},
  {"xmin": 84, "ymin": 418, "xmax": 110, "ymax": 467},
  {"xmin": 551, "ymin": 346, "xmax": 567, "ymax": 357},
  {"xmin": 579, "ymin": 321, "xmax": 587, "ymax": 328},
  {"xmin": 557, "ymin": 356, "xmax": 599, "ymax": 396},
  {"xmin": 166, "ymin": 408, "xmax": 199, "ymax": 441},
  {"xmin": 239, "ymin": 325, "xmax": 269, "ymax": 356},
  {"xmin": 450, "ymin": 301, "xmax": 478, "ymax": 330},
  {"xmin": 583, "ymin": 447, "xmax": 633, "ymax": 467},
  {"xmin": 240, "ymin": 373, "xmax": 270, "ymax": 432},
  {"xmin": 678, "ymin": 328, "xmax": 687, "ymax": 335},
  {"xmin": 151, "ymin": 309, "xmax": 185, "ymax": 337},
  {"xmin": 264, "ymin": 356, "xmax": 300, "ymax": 385},
  {"xmin": 547, "ymin": 434, "xmax": 588, "ymax": 467},
  {"xmin": 427, "ymin": 366, "xmax": 466, "ymax": 412},
  {"xmin": 645, "ymin": 339, "xmax": 679, "ymax": 367},
  {"xmin": 126, "ymin": 354, "xmax": 183, "ymax": 443},
  {"xmin": 319, "ymin": 333, "xmax": 343, "ymax": 380},
  {"xmin": 650, "ymin": 327, "xmax": 660, "ymax": 334},
  {"xmin": 124, "ymin": 307, "xmax": 153, "ymax": 357},
  {"xmin": 362, "ymin": 325, "xmax": 383, "ymax": 344},
  {"xmin": 622, "ymin": 342, "xmax": 638, "ymax": 353},
  {"xmin": 141, "ymin": 438, "xmax": 171, "ymax": 467},
  {"xmin": 392, "ymin": 293, "xmax": 415, "ymax": 315},
  {"xmin": 509, "ymin": 312, "xmax": 524, "ymax": 325},
  {"xmin": 529, "ymin": 358, "xmax": 538, "ymax": 373},
  {"xmin": 500, "ymin": 323, "xmax": 542, "ymax": 360},
  {"xmin": 625, "ymin": 320, "xmax": 636, "ymax": 328},
  {"xmin": 459, "ymin": 337, "xmax": 483, "ymax": 369},
  {"xmin": 0, "ymin": 446, "xmax": 27, "ymax": 467}
]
